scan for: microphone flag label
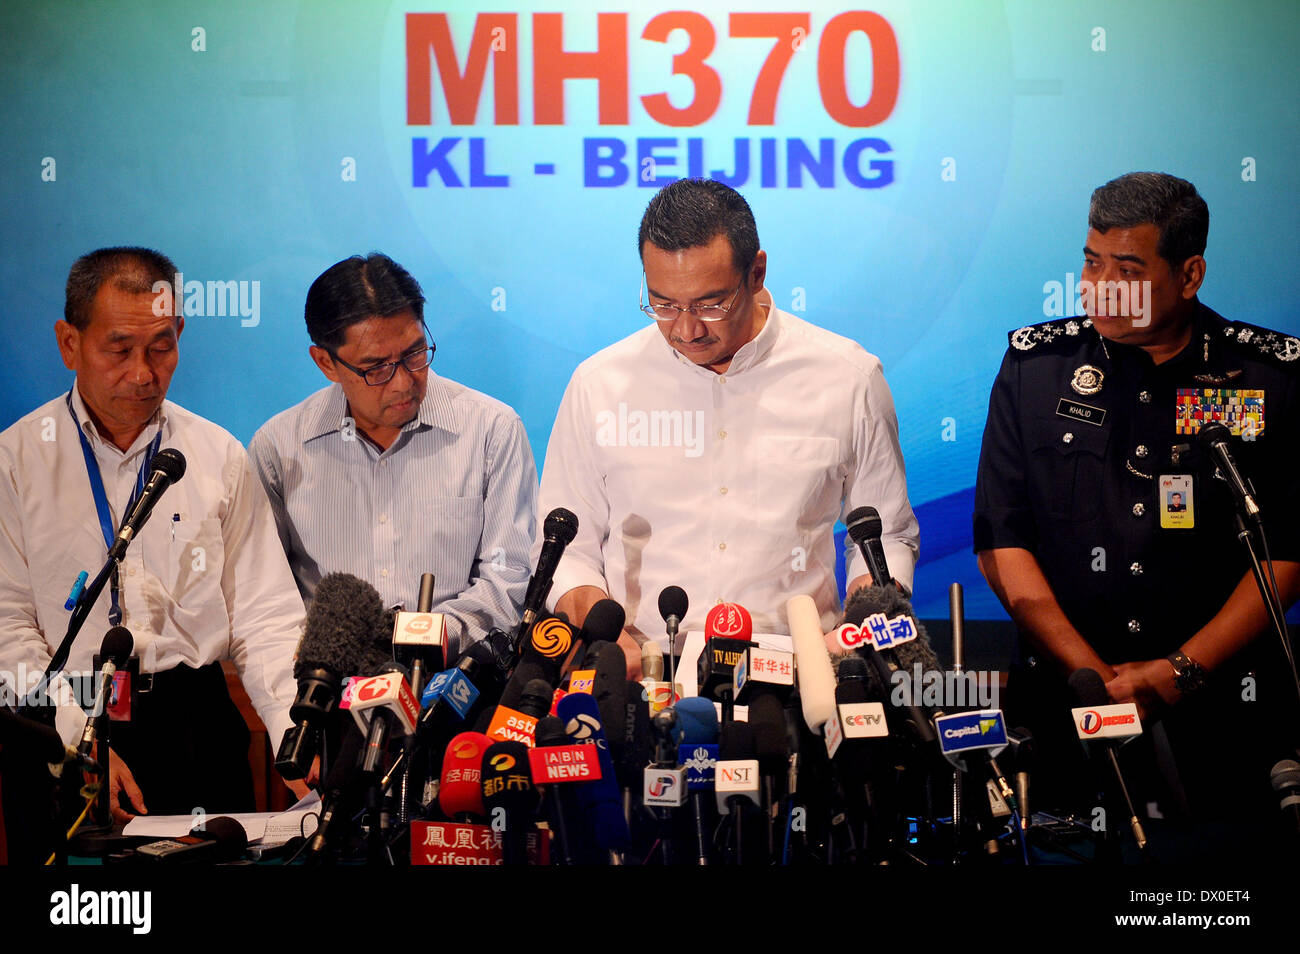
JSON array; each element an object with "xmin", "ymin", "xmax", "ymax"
[
  {"xmin": 411, "ymin": 822, "xmax": 549, "ymax": 866},
  {"xmin": 1071, "ymin": 703, "xmax": 1143, "ymax": 740},
  {"xmin": 834, "ymin": 613, "xmax": 919, "ymax": 651},
  {"xmin": 528, "ymin": 744, "xmax": 603, "ymax": 783},
  {"xmin": 422, "ymin": 668, "xmax": 480, "ymax": 719},
  {"xmin": 487, "ymin": 705, "xmax": 538, "ymax": 746},
  {"xmin": 678, "ymin": 743, "xmax": 719, "ymax": 791},
  {"xmin": 567, "ymin": 669, "xmax": 595, "ymax": 694},
  {"xmin": 839, "ymin": 702, "xmax": 889, "ymax": 739},
  {"xmin": 393, "ymin": 611, "xmax": 447, "ymax": 648},
  {"xmin": 643, "ymin": 767, "xmax": 687, "ymax": 807},
  {"xmin": 347, "ymin": 672, "xmax": 419, "ymax": 734},
  {"xmin": 935, "ymin": 710, "xmax": 1008, "ymax": 755}
]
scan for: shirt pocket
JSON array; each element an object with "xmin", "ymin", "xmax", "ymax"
[
  {"xmin": 756, "ymin": 436, "xmax": 842, "ymax": 533},
  {"xmin": 415, "ymin": 495, "xmax": 485, "ymax": 585},
  {"xmin": 165, "ymin": 517, "xmax": 225, "ymax": 605},
  {"xmin": 1026, "ymin": 417, "xmax": 1110, "ymax": 522}
]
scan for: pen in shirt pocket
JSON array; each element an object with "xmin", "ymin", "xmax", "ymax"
[{"xmin": 171, "ymin": 513, "xmax": 180, "ymax": 542}]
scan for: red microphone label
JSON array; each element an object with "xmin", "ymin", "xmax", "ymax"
[
  {"xmin": 528, "ymin": 744, "xmax": 603, "ymax": 783},
  {"xmin": 705, "ymin": 602, "xmax": 753, "ymax": 640},
  {"xmin": 833, "ymin": 613, "xmax": 919, "ymax": 651},
  {"xmin": 411, "ymin": 822, "xmax": 550, "ymax": 865}
]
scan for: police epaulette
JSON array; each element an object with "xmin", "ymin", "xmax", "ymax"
[
  {"xmin": 1006, "ymin": 317, "xmax": 1097, "ymax": 353},
  {"xmin": 1219, "ymin": 320, "xmax": 1300, "ymax": 366}
]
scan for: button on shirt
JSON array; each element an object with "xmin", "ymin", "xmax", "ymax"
[
  {"xmin": 248, "ymin": 377, "xmax": 538, "ymax": 649},
  {"xmin": 0, "ymin": 386, "xmax": 304, "ymax": 744},
  {"xmin": 538, "ymin": 294, "xmax": 919, "ymax": 644}
]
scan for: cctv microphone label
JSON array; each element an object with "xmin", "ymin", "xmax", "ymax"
[{"xmin": 840, "ymin": 702, "xmax": 889, "ymax": 739}]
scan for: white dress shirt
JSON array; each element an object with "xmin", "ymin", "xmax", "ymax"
[
  {"xmin": 538, "ymin": 292, "xmax": 919, "ymax": 647},
  {"xmin": 0, "ymin": 385, "xmax": 304, "ymax": 745}
]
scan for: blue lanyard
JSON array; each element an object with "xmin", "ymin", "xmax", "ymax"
[{"xmin": 65, "ymin": 390, "xmax": 163, "ymax": 624}]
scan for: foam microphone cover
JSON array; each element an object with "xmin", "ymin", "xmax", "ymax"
[
  {"xmin": 786, "ymin": 595, "xmax": 838, "ymax": 733},
  {"xmin": 835, "ymin": 655, "xmax": 872, "ymax": 704},
  {"xmin": 589, "ymin": 642, "xmax": 628, "ymax": 765},
  {"xmin": 748, "ymin": 693, "xmax": 789, "ymax": 767},
  {"xmin": 481, "ymin": 740, "xmax": 538, "ymax": 861},
  {"xmin": 518, "ymin": 679, "xmax": 554, "ymax": 720},
  {"xmin": 624, "ymin": 680, "xmax": 654, "ymax": 777},
  {"xmin": 581, "ymin": 599, "xmax": 626, "ymax": 644},
  {"xmin": 439, "ymin": 731, "xmax": 492, "ymax": 818},
  {"xmin": 200, "ymin": 816, "xmax": 249, "ymax": 862},
  {"xmin": 676, "ymin": 697, "xmax": 720, "ymax": 744},
  {"xmin": 1068, "ymin": 668, "xmax": 1109, "ymax": 708},
  {"xmin": 557, "ymin": 692, "xmax": 629, "ymax": 851},
  {"xmin": 719, "ymin": 719, "xmax": 756, "ymax": 761},
  {"xmin": 534, "ymin": 715, "xmax": 568, "ymax": 748},
  {"xmin": 100, "ymin": 626, "xmax": 134, "ymax": 666},
  {"xmin": 296, "ymin": 572, "xmax": 391, "ymax": 679},
  {"xmin": 658, "ymin": 585, "xmax": 688, "ymax": 623},
  {"xmin": 705, "ymin": 602, "xmax": 753, "ymax": 641},
  {"xmin": 842, "ymin": 585, "xmax": 942, "ymax": 695}
]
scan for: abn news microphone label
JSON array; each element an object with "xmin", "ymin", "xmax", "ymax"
[{"xmin": 528, "ymin": 744, "xmax": 602, "ymax": 783}]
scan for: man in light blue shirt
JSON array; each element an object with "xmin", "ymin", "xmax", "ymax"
[{"xmin": 249, "ymin": 253, "xmax": 537, "ymax": 650}]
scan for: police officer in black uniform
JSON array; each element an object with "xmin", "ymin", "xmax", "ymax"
[{"xmin": 973, "ymin": 172, "xmax": 1300, "ymax": 859}]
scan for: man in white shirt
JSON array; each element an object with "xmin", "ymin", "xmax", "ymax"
[
  {"xmin": 538, "ymin": 179, "xmax": 919, "ymax": 675},
  {"xmin": 0, "ymin": 247, "xmax": 307, "ymax": 830}
]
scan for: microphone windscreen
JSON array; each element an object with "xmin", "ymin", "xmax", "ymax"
[
  {"xmin": 704, "ymin": 602, "xmax": 752, "ymax": 641},
  {"xmin": 100, "ymin": 626, "xmax": 134, "ymax": 665},
  {"xmin": 518, "ymin": 679, "xmax": 554, "ymax": 720},
  {"xmin": 581, "ymin": 599, "xmax": 626, "ymax": 644},
  {"xmin": 1197, "ymin": 421, "xmax": 1232, "ymax": 450},
  {"xmin": 590, "ymin": 643, "xmax": 628, "ymax": 762},
  {"xmin": 658, "ymin": 585, "xmax": 688, "ymax": 622},
  {"xmin": 676, "ymin": 696, "xmax": 719, "ymax": 744},
  {"xmin": 440, "ymin": 732, "xmax": 492, "ymax": 818},
  {"xmin": 201, "ymin": 816, "xmax": 249, "ymax": 860},
  {"xmin": 842, "ymin": 585, "xmax": 943, "ymax": 684},
  {"xmin": 296, "ymin": 573, "xmax": 389, "ymax": 679},
  {"xmin": 481, "ymin": 740, "xmax": 537, "ymax": 813},
  {"xmin": 543, "ymin": 507, "xmax": 579, "ymax": 545},
  {"xmin": 786, "ymin": 595, "xmax": 837, "ymax": 733},
  {"xmin": 1068, "ymin": 668, "xmax": 1109, "ymax": 708},
  {"xmin": 0, "ymin": 706, "xmax": 68, "ymax": 765},
  {"xmin": 150, "ymin": 447, "xmax": 187, "ymax": 482},
  {"xmin": 844, "ymin": 505, "xmax": 882, "ymax": 545},
  {"xmin": 534, "ymin": 715, "xmax": 568, "ymax": 747},
  {"xmin": 718, "ymin": 720, "xmax": 756, "ymax": 760},
  {"xmin": 748, "ymin": 694, "xmax": 788, "ymax": 763}
]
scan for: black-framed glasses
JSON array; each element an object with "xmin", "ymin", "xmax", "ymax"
[
  {"xmin": 329, "ymin": 325, "xmax": 436, "ymax": 386},
  {"xmin": 639, "ymin": 273, "xmax": 745, "ymax": 322}
]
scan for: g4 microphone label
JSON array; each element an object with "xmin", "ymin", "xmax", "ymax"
[{"xmin": 643, "ymin": 767, "xmax": 686, "ymax": 807}]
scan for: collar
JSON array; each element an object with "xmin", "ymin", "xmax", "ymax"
[
  {"xmin": 304, "ymin": 378, "xmax": 457, "ymax": 443},
  {"xmin": 70, "ymin": 379, "xmax": 166, "ymax": 458}
]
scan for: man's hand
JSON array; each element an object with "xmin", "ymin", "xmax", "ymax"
[
  {"xmin": 104, "ymin": 747, "xmax": 147, "ymax": 824},
  {"xmin": 1105, "ymin": 659, "xmax": 1181, "ymax": 722},
  {"xmin": 285, "ymin": 778, "xmax": 311, "ymax": 801},
  {"xmin": 617, "ymin": 630, "xmax": 644, "ymax": 682}
]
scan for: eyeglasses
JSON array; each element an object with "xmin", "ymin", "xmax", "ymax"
[
  {"xmin": 328, "ymin": 327, "xmax": 436, "ymax": 386},
  {"xmin": 639, "ymin": 274, "xmax": 745, "ymax": 323}
]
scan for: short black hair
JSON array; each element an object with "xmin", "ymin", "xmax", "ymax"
[
  {"xmin": 305, "ymin": 253, "xmax": 426, "ymax": 350},
  {"xmin": 637, "ymin": 179, "xmax": 760, "ymax": 275},
  {"xmin": 1088, "ymin": 172, "xmax": 1209, "ymax": 268},
  {"xmin": 64, "ymin": 247, "xmax": 179, "ymax": 330}
]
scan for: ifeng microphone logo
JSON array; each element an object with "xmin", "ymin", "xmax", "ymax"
[
  {"xmin": 565, "ymin": 713, "xmax": 601, "ymax": 741},
  {"xmin": 532, "ymin": 617, "xmax": 573, "ymax": 658}
]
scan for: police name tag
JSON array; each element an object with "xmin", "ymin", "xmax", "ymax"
[
  {"xmin": 1159, "ymin": 474, "xmax": 1194, "ymax": 529},
  {"xmin": 1056, "ymin": 399, "xmax": 1106, "ymax": 427}
]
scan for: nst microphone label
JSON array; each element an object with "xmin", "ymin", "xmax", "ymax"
[
  {"xmin": 935, "ymin": 710, "xmax": 1008, "ymax": 755},
  {"xmin": 1072, "ymin": 703, "xmax": 1143, "ymax": 740}
]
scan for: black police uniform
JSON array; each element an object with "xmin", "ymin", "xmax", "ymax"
[{"xmin": 973, "ymin": 303, "xmax": 1299, "ymax": 847}]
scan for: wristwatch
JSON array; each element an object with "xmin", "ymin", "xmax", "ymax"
[{"xmin": 1166, "ymin": 651, "xmax": 1207, "ymax": 694}]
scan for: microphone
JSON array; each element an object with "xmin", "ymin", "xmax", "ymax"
[
  {"xmin": 715, "ymin": 720, "xmax": 760, "ymax": 864},
  {"xmin": 700, "ymin": 602, "xmax": 756, "ymax": 702},
  {"xmin": 485, "ymin": 678, "xmax": 551, "ymax": 746},
  {"xmin": 658, "ymin": 585, "xmax": 688, "ymax": 657},
  {"xmin": 557, "ymin": 691, "xmax": 630, "ymax": 859},
  {"xmin": 392, "ymin": 571, "xmax": 446, "ymax": 694},
  {"xmin": 844, "ymin": 505, "xmax": 894, "ymax": 591},
  {"xmin": 277, "ymin": 573, "xmax": 392, "ymax": 781},
  {"xmin": 481, "ymin": 740, "xmax": 538, "ymax": 864},
  {"xmin": 677, "ymin": 697, "xmax": 720, "ymax": 865},
  {"xmin": 786, "ymin": 595, "xmax": 838, "ymax": 734},
  {"xmin": 573, "ymin": 598, "xmax": 625, "ymax": 672},
  {"xmin": 518, "ymin": 508, "xmax": 579, "ymax": 642},
  {"xmin": 108, "ymin": 448, "xmax": 186, "ymax": 560},
  {"xmin": 77, "ymin": 627, "xmax": 133, "ymax": 764},
  {"xmin": 439, "ymin": 732, "xmax": 491, "ymax": 821},
  {"xmin": 1270, "ymin": 759, "xmax": 1300, "ymax": 838},
  {"xmin": 1199, "ymin": 422, "xmax": 1260, "ymax": 520},
  {"xmin": 1069, "ymin": 668, "xmax": 1147, "ymax": 852},
  {"xmin": 0, "ymin": 705, "xmax": 71, "ymax": 768},
  {"xmin": 342, "ymin": 664, "xmax": 418, "ymax": 780}
]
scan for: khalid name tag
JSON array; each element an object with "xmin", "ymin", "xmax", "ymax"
[
  {"xmin": 1175, "ymin": 388, "xmax": 1264, "ymax": 437},
  {"xmin": 1159, "ymin": 474, "xmax": 1194, "ymax": 529}
]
